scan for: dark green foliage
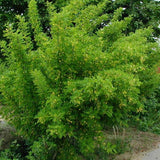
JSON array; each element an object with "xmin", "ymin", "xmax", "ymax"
[
  {"xmin": 0, "ymin": 139, "xmax": 31, "ymax": 160},
  {"xmin": 107, "ymin": 0, "xmax": 160, "ymax": 37},
  {"xmin": 138, "ymin": 86, "xmax": 160, "ymax": 134},
  {"xmin": 0, "ymin": 0, "xmax": 160, "ymax": 159}
]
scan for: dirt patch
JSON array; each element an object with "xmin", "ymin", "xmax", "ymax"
[{"xmin": 106, "ymin": 127, "xmax": 160, "ymax": 160}]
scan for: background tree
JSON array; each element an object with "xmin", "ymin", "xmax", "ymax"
[{"xmin": 107, "ymin": 0, "xmax": 160, "ymax": 37}]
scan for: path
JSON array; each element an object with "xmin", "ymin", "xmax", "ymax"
[
  {"xmin": 130, "ymin": 143, "xmax": 160, "ymax": 160},
  {"xmin": 140, "ymin": 143, "xmax": 160, "ymax": 160},
  {"xmin": 114, "ymin": 128, "xmax": 160, "ymax": 160}
]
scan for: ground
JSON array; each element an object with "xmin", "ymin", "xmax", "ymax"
[{"xmin": 107, "ymin": 127, "xmax": 160, "ymax": 160}]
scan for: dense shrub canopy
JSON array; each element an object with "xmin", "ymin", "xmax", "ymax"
[{"xmin": 0, "ymin": 0, "xmax": 160, "ymax": 159}]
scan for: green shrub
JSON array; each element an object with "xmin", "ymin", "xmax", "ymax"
[
  {"xmin": 0, "ymin": 139, "xmax": 31, "ymax": 160},
  {"xmin": 137, "ymin": 86, "xmax": 160, "ymax": 134},
  {"xmin": 0, "ymin": 0, "xmax": 159, "ymax": 159}
]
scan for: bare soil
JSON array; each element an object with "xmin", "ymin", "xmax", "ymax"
[{"xmin": 106, "ymin": 127, "xmax": 160, "ymax": 160}]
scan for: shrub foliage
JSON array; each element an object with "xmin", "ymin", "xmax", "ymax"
[{"xmin": 0, "ymin": 0, "xmax": 160, "ymax": 159}]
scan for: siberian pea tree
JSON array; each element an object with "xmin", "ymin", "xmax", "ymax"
[{"xmin": 0, "ymin": 0, "xmax": 160, "ymax": 159}]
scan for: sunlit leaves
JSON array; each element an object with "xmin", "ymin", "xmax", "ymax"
[{"xmin": 0, "ymin": 0, "xmax": 160, "ymax": 159}]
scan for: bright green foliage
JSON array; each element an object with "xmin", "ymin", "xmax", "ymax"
[
  {"xmin": 0, "ymin": 0, "xmax": 160, "ymax": 159},
  {"xmin": 0, "ymin": 0, "xmax": 70, "ymax": 59},
  {"xmin": 0, "ymin": 0, "xmax": 159, "ymax": 60}
]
